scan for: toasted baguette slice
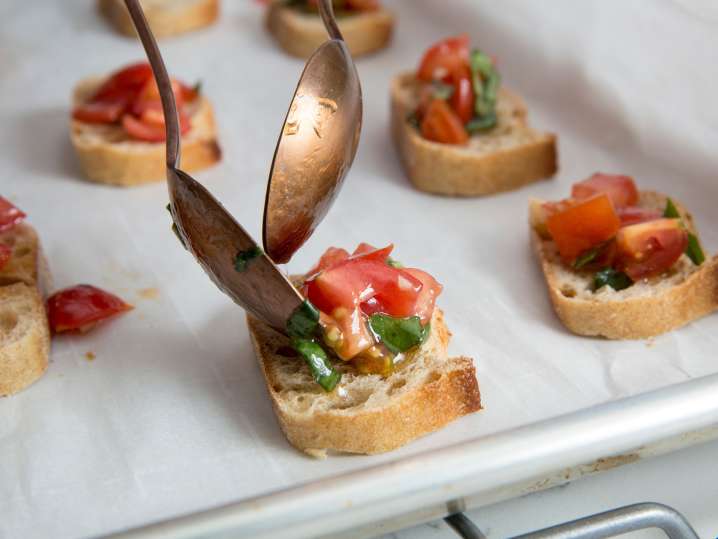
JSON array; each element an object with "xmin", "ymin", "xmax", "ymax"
[
  {"xmin": 70, "ymin": 77, "xmax": 221, "ymax": 186},
  {"xmin": 98, "ymin": 0, "xmax": 219, "ymax": 38},
  {"xmin": 530, "ymin": 191, "xmax": 718, "ymax": 339},
  {"xmin": 391, "ymin": 72, "xmax": 557, "ymax": 196},
  {"xmin": 0, "ymin": 224, "xmax": 43, "ymax": 288},
  {"xmin": 265, "ymin": 2, "xmax": 394, "ymax": 58},
  {"xmin": 247, "ymin": 308, "xmax": 481, "ymax": 457}
]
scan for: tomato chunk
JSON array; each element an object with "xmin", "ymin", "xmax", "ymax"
[
  {"xmin": 47, "ymin": 285, "xmax": 133, "ymax": 334},
  {"xmin": 449, "ymin": 64, "xmax": 474, "ymax": 124},
  {"xmin": 417, "ymin": 34, "xmax": 470, "ymax": 82},
  {"xmin": 617, "ymin": 206, "xmax": 662, "ymax": 227},
  {"xmin": 420, "ymin": 99, "xmax": 469, "ymax": 145},
  {"xmin": 571, "ymin": 173, "xmax": 639, "ymax": 208},
  {"xmin": 0, "ymin": 243, "xmax": 10, "ymax": 270},
  {"xmin": 91, "ymin": 63, "xmax": 153, "ymax": 102},
  {"xmin": 0, "ymin": 197, "xmax": 26, "ymax": 232},
  {"xmin": 73, "ymin": 99, "xmax": 128, "ymax": 124},
  {"xmin": 616, "ymin": 219, "xmax": 688, "ymax": 280},
  {"xmin": 546, "ymin": 194, "xmax": 621, "ymax": 263},
  {"xmin": 402, "ymin": 268, "xmax": 442, "ymax": 324}
]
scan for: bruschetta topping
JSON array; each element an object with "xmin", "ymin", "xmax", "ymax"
[
  {"xmin": 536, "ymin": 173, "xmax": 706, "ymax": 290},
  {"xmin": 287, "ymin": 0, "xmax": 380, "ymax": 13},
  {"xmin": 301, "ymin": 243, "xmax": 442, "ymax": 375},
  {"xmin": 72, "ymin": 62, "xmax": 199, "ymax": 143},
  {"xmin": 47, "ymin": 285, "xmax": 133, "ymax": 334},
  {"xmin": 0, "ymin": 196, "xmax": 26, "ymax": 232},
  {"xmin": 411, "ymin": 35, "xmax": 500, "ymax": 144}
]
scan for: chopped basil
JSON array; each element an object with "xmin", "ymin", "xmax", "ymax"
[
  {"xmin": 369, "ymin": 314, "xmax": 430, "ymax": 355},
  {"xmin": 593, "ymin": 268, "xmax": 633, "ymax": 291},
  {"xmin": 386, "ymin": 257, "xmax": 403, "ymax": 269},
  {"xmin": 663, "ymin": 198, "xmax": 705, "ymax": 265},
  {"xmin": 286, "ymin": 299, "xmax": 320, "ymax": 339},
  {"xmin": 663, "ymin": 198, "xmax": 680, "ymax": 219},
  {"xmin": 233, "ymin": 246, "xmax": 263, "ymax": 272},
  {"xmin": 468, "ymin": 49, "xmax": 500, "ymax": 131},
  {"xmin": 686, "ymin": 233, "xmax": 706, "ymax": 265},
  {"xmin": 291, "ymin": 338, "xmax": 341, "ymax": 391},
  {"xmin": 573, "ymin": 244, "xmax": 603, "ymax": 270},
  {"xmin": 192, "ymin": 80, "xmax": 202, "ymax": 96}
]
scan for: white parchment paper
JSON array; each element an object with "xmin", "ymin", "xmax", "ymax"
[{"xmin": 1, "ymin": 1, "xmax": 717, "ymax": 537}]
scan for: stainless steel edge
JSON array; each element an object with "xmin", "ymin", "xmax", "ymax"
[{"xmin": 101, "ymin": 374, "xmax": 718, "ymax": 539}]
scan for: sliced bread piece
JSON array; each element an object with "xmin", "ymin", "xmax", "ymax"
[
  {"xmin": 265, "ymin": 2, "xmax": 394, "ymax": 58},
  {"xmin": 530, "ymin": 191, "xmax": 718, "ymax": 339},
  {"xmin": 71, "ymin": 77, "xmax": 221, "ymax": 186},
  {"xmin": 247, "ymin": 308, "xmax": 481, "ymax": 457},
  {"xmin": 391, "ymin": 72, "xmax": 557, "ymax": 196},
  {"xmin": 98, "ymin": 0, "xmax": 219, "ymax": 38},
  {"xmin": 0, "ymin": 224, "xmax": 42, "ymax": 288},
  {"xmin": 0, "ymin": 283, "xmax": 50, "ymax": 396}
]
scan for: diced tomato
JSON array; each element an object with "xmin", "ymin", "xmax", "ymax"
[
  {"xmin": 350, "ymin": 243, "xmax": 393, "ymax": 262},
  {"xmin": 73, "ymin": 98, "xmax": 129, "ymax": 124},
  {"xmin": 546, "ymin": 194, "xmax": 621, "ymax": 263},
  {"xmin": 320, "ymin": 307, "xmax": 374, "ymax": 360},
  {"xmin": 402, "ymin": 268, "xmax": 442, "ymax": 324},
  {"xmin": 132, "ymin": 77, "xmax": 185, "ymax": 116},
  {"xmin": 615, "ymin": 219, "xmax": 688, "ymax": 280},
  {"xmin": 305, "ymin": 247, "xmax": 350, "ymax": 277},
  {"xmin": 91, "ymin": 63, "xmax": 153, "ymax": 102},
  {"xmin": 180, "ymin": 81, "xmax": 200, "ymax": 102},
  {"xmin": 420, "ymin": 99, "xmax": 469, "ymax": 145},
  {"xmin": 0, "ymin": 243, "xmax": 10, "ymax": 270},
  {"xmin": 617, "ymin": 206, "xmax": 662, "ymax": 227},
  {"xmin": 0, "ymin": 197, "xmax": 26, "ymax": 232},
  {"xmin": 571, "ymin": 173, "xmax": 639, "ymax": 208},
  {"xmin": 417, "ymin": 34, "xmax": 470, "ymax": 82},
  {"xmin": 345, "ymin": 0, "xmax": 379, "ymax": 10},
  {"xmin": 449, "ymin": 64, "xmax": 474, "ymax": 124},
  {"xmin": 47, "ymin": 284, "xmax": 133, "ymax": 334},
  {"xmin": 121, "ymin": 114, "xmax": 166, "ymax": 142}
]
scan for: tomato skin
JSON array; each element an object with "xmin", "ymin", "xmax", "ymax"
[
  {"xmin": 0, "ymin": 197, "xmax": 26, "ymax": 232},
  {"xmin": 616, "ymin": 219, "xmax": 688, "ymax": 280},
  {"xmin": 546, "ymin": 194, "xmax": 621, "ymax": 263},
  {"xmin": 0, "ymin": 243, "xmax": 10, "ymax": 270},
  {"xmin": 617, "ymin": 206, "xmax": 662, "ymax": 227},
  {"xmin": 420, "ymin": 99, "xmax": 469, "ymax": 145},
  {"xmin": 450, "ymin": 64, "xmax": 474, "ymax": 124},
  {"xmin": 402, "ymin": 268, "xmax": 442, "ymax": 324},
  {"xmin": 47, "ymin": 285, "xmax": 132, "ymax": 334},
  {"xmin": 417, "ymin": 34, "xmax": 470, "ymax": 82},
  {"xmin": 572, "ymin": 173, "xmax": 639, "ymax": 208}
]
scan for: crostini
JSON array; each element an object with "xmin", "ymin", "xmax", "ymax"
[
  {"xmin": 0, "ymin": 197, "xmax": 50, "ymax": 396},
  {"xmin": 391, "ymin": 35, "xmax": 557, "ymax": 196},
  {"xmin": 265, "ymin": 0, "xmax": 394, "ymax": 58},
  {"xmin": 247, "ymin": 243, "xmax": 481, "ymax": 457},
  {"xmin": 530, "ymin": 173, "xmax": 718, "ymax": 339},
  {"xmin": 71, "ymin": 62, "xmax": 221, "ymax": 186},
  {"xmin": 98, "ymin": 0, "xmax": 219, "ymax": 38}
]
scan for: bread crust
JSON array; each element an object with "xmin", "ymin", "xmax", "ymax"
[
  {"xmin": 531, "ymin": 192, "xmax": 718, "ymax": 339},
  {"xmin": 265, "ymin": 3, "xmax": 394, "ymax": 58},
  {"xmin": 98, "ymin": 0, "xmax": 219, "ymax": 38},
  {"xmin": 70, "ymin": 77, "xmax": 221, "ymax": 187},
  {"xmin": 391, "ymin": 72, "xmax": 557, "ymax": 197},
  {"xmin": 247, "ymin": 309, "xmax": 481, "ymax": 456}
]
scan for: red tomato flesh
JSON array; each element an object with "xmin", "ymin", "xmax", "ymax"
[
  {"xmin": 420, "ymin": 99, "xmax": 469, "ymax": 145},
  {"xmin": 450, "ymin": 64, "xmax": 475, "ymax": 124},
  {"xmin": 73, "ymin": 99, "xmax": 129, "ymax": 124},
  {"xmin": 0, "ymin": 197, "xmax": 26, "ymax": 232},
  {"xmin": 617, "ymin": 206, "xmax": 662, "ymax": 227},
  {"xmin": 546, "ymin": 194, "xmax": 621, "ymax": 263},
  {"xmin": 91, "ymin": 63, "xmax": 154, "ymax": 102},
  {"xmin": 417, "ymin": 34, "xmax": 470, "ymax": 82},
  {"xmin": 616, "ymin": 219, "xmax": 688, "ymax": 280},
  {"xmin": 47, "ymin": 284, "xmax": 132, "ymax": 334},
  {"xmin": 402, "ymin": 268, "xmax": 443, "ymax": 324},
  {"xmin": 571, "ymin": 173, "xmax": 639, "ymax": 208},
  {"xmin": 0, "ymin": 243, "xmax": 11, "ymax": 270}
]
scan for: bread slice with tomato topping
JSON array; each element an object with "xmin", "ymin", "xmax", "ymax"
[
  {"xmin": 265, "ymin": 1, "xmax": 394, "ymax": 59},
  {"xmin": 98, "ymin": 0, "xmax": 219, "ymax": 39},
  {"xmin": 70, "ymin": 67, "xmax": 221, "ymax": 187},
  {"xmin": 248, "ymin": 308, "xmax": 480, "ymax": 456},
  {"xmin": 530, "ymin": 182, "xmax": 718, "ymax": 339},
  {"xmin": 391, "ymin": 72, "xmax": 557, "ymax": 197}
]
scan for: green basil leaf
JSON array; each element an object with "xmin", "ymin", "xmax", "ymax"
[
  {"xmin": 686, "ymin": 233, "xmax": 706, "ymax": 265},
  {"xmin": 593, "ymin": 268, "xmax": 633, "ymax": 291},
  {"xmin": 386, "ymin": 257, "xmax": 403, "ymax": 269},
  {"xmin": 369, "ymin": 314, "xmax": 430, "ymax": 355},
  {"xmin": 664, "ymin": 198, "xmax": 680, "ymax": 218},
  {"xmin": 573, "ymin": 245, "xmax": 602, "ymax": 270},
  {"xmin": 234, "ymin": 246, "xmax": 263, "ymax": 272},
  {"xmin": 469, "ymin": 49, "xmax": 500, "ymax": 121},
  {"xmin": 291, "ymin": 338, "xmax": 341, "ymax": 391},
  {"xmin": 465, "ymin": 111, "xmax": 498, "ymax": 133},
  {"xmin": 286, "ymin": 300, "xmax": 320, "ymax": 339}
]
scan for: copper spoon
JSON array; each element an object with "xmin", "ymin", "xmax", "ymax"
[
  {"xmin": 123, "ymin": 0, "xmax": 303, "ymax": 331},
  {"xmin": 263, "ymin": 0, "xmax": 363, "ymax": 263}
]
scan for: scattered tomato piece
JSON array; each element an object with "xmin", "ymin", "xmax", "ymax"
[
  {"xmin": 546, "ymin": 194, "xmax": 621, "ymax": 263},
  {"xmin": 420, "ymin": 99, "xmax": 469, "ymax": 145},
  {"xmin": 616, "ymin": 219, "xmax": 688, "ymax": 280},
  {"xmin": 417, "ymin": 34, "xmax": 470, "ymax": 82},
  {"xmin": 0, "ymin": 197, "xmax": 26, "ymax": 232},
  {"xmin": 571, "ymin": 173, "xmax": 639, "ymax": 208},
  {"xmin": 47, "ymin": 285, "xmax": 133, "ymax": 334}
]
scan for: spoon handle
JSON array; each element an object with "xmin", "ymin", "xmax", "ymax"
[
  {"xmin": 317, "ymin": 0, "xmax": 344, "ymax": 41},
  {"xmin": 123, "ymin": 0, "xmax": 181, "ymax": 170}
]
